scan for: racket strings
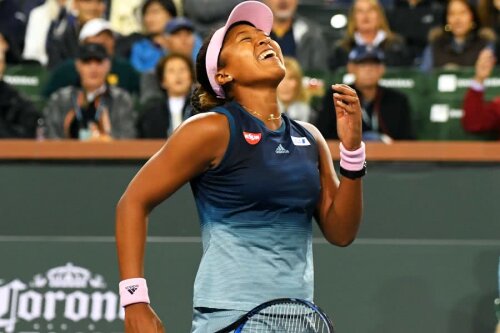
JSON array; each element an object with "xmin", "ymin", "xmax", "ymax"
[{"xmin": 241, "ymin": 302, "xmax": 330, "ymax": 333}]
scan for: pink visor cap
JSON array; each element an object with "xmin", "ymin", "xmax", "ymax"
[{"xmin": 205, "ymin": 1, "xmax": 274, "ymax": 99}]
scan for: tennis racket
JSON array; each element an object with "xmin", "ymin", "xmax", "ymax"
[{"xmin": 215, "ymin": 298, "xmax": 335, "ymax": 333}]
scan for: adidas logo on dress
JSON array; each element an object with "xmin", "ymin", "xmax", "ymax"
[
  {"xmin": 126, "ymin": 285, "xmax": 138, "ymax": 295},
  {"xmin": 275, "ymin": 144, "xmax": 289, "ymax": 154}
]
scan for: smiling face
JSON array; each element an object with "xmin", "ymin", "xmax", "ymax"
[
  {"xmin": 216, "ymin": 24, "xmax": 285, "ymax": 92},
  {"xmin": 447, "ymin": 0, "xmax": 475, "ymax": 38}
]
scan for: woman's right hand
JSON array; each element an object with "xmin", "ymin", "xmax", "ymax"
[{"xmin": 124, "ymin": 303, "xmax": 165, "ymax": 333}]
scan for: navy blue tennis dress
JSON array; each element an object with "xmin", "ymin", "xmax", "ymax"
[{"xmin": 190, "ymin": 101, "xmax": 321, "ymax": 311}]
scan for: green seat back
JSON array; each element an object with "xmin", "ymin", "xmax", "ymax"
[
  {"xmin": 3, "ymin": 64, "xmax": 49, "ymax": 111},
  {"xmin": 419, "ymin": 68, "xmax": 500, "ymax": 140}
]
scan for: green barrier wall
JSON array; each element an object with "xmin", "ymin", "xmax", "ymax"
[{"xmin": 0, "ymin": 162, "xmax": 499, "ymax": 332}]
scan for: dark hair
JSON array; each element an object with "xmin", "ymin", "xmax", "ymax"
[
  {"xmin": 478, "ymin": 0, "xmax": 497, "ymax": 28},
  {"xmin": 155, "ymin": 53, "xmax": 195, "ymax": 90},
  {"xmin": 191, "ymin": 33, "xmax": 227, "ymax": 113},
  {"xmin": 141, "ymin": 0, "xmax": 178, "ymax": 18},
  {"xmin": 191, "ymin": 22, "xmax": 254, "ymax": 113}
]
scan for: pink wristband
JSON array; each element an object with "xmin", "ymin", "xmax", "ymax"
[
  {"xmin": 119, "ymin": 278, "xmax": 150, "ymax": 307},
  {"xmin": 339, "ymin": 142, "xmax": 366, "ymax": 171}
]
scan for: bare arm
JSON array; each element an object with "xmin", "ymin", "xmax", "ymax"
[
  {"xmin": 115, "ymin": 112, "xmax": 229, "ymax": 332},
  {"xmin": 300, "ymin": 84, "xmax": 363, "ymax": 246},
  {"xmin": 300, "ymin": 122, "xmax": 363, "ymax": 246}
]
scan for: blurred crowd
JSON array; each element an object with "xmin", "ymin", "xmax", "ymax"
[{"xmin": 0, "ymin": 0, "xmax": 499, "ymax": 141}]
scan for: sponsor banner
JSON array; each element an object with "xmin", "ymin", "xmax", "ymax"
[
  {"xmin": 0, "ymin": 244, "xmax": 124, "ymax": 333},
  {"xmin": 0, "ymin": 240, "xmax": 202, "ymax": 333}
]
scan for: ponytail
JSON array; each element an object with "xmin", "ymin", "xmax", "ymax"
[{"xmin": 191, "ymin": 84, "xmax": 225, "ymax": 113}]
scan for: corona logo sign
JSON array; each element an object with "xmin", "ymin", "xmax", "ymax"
[{"xmin": 0, "ymin": 263, "xmax": 124, "ymax": 333}]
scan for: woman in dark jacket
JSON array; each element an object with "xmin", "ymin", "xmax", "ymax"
[
  {"xmin": 420, "ymin": 0, "xmax": 496, "ymax": 71},
  {"xmin": 137, "ymin": 53, "xmax": 194, "ymax": 138}
]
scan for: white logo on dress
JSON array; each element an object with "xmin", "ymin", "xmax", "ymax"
[
  {"xmin": 275, "ymin": 144, "xmax": 289, "ymax": 154},
  {"xmin": 291, "ymin": 136, "xmax": 311, "ymax": 146}
]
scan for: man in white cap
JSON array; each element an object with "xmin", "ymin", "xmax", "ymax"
[
  {"xmin": 43, "ymin": 18, "xmax": 140, "ymax": 99},
  {"xmin": 43, "ymin": 43, "xmax": 136, "ymax": 140}
]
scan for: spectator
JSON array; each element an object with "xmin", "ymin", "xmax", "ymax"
[
  {"xmin": 44, "ymin": 43, "xmax": 136, "ymax": 140},
  {"xmin": 43, "ymin": 18, "xmax": 140, "ymax": 98},
  {"xmin": 130, "ymin": 0, "xmax": 177, "ymax": 73},
  {"xmin": 183, "ymin": 0, "xmax": 243, "ymax": 38},
  {"xmin": 263, "ymin": 0, "xmax": 328, "ymax": 72},
  {"xmin": 387, "ymin": 0, "xmax": 445, "ymax": 65},
  {"xmin": 109, "ymin": 0, "xmax": 147, "ymax": 60},
  {"xmin": 462, "ymin": 48, "xmax": 500, "ymax": 136},
  {"xmin": 23, "ymin": 0, "xmax": 73, "ymax": 66},
  {"xmin": 277, "ymin": 56, "xmax": 317, "ymax": 123},
  {"xmin": 0, "ymin": 51, "xmax": 39, "ymax": 138},
  {"xmin": 138, "ymin": 17, "xmax": 202, "ymax": 103},
  {"xmin": 164, "ymin": 17, "xmax": 202, "ymax": 64},
  {"xmin": 420, "ymin": 0, "xmax": 496, "ymax": 72},
  {"xmin": 319, "ymin": 45, "xmax": 415, "ymax": 141},
  {"xmin": 46, "ymin": 0, "xmax": 106, "ymax": 69},
  {"xmin": 0, "ymin": 0, "xmax": 27, "ymax": 64},
  {"xmin": 137, "ymin": 53, "xmax": 194, "ymax": 138},
  {"xmin": 329, "ymin": 0, "xmax": 412, "ymax": 72}
]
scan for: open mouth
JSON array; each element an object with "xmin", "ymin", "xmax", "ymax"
[{"xmin": 258, "ymin": 49, "xmax": 278, "ymax": 61}]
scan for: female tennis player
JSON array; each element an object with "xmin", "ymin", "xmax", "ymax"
[{"xmin": 115, "ymin": 2, "xmax": 365, "ymax": 332}]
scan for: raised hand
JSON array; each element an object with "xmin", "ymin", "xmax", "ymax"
[
  {"xmin": 332, "ymin": 84, "xmax": 362, "ymax": 150},
  {"xmin": 475, "ymin": 48, "xmax": 496, "ymax": 83},
  {"xmin": 124, "ymin": 303, "xmax": 165, "ymax": 333}
]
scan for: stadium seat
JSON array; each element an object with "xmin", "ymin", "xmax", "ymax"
[
  {"xmin": 3, "ymin": 64, "xmax": 49, "ymax": 111},
  {"xmin": 419, "ymin": 68, "xmax": 500, "ymax": 140},
  {"xmin": 329, "ymin": 67, "xmax": 500, "ymax": 140}
]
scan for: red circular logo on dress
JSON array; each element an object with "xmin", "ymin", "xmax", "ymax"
[{"xmin": 243, "ymin": 132, "xmax": 262, "ymax": 145}]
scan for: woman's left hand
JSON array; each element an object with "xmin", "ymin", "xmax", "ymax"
[{"xmin": 332, "ymin": 84, "xmax": 362, "ymax": 150}]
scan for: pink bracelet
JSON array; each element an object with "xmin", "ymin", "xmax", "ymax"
[
  {"xmin": 339, "ymin": 142, "xmax": 366, "ymax": 171},
  {"xmin": 119, "ymin": 278, "xmax": 150, "ymax": 307}
]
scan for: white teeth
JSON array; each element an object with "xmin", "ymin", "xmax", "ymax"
[{"xmin": 258, "ymin": 49, "xmax": 276, "ymax": 60}]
